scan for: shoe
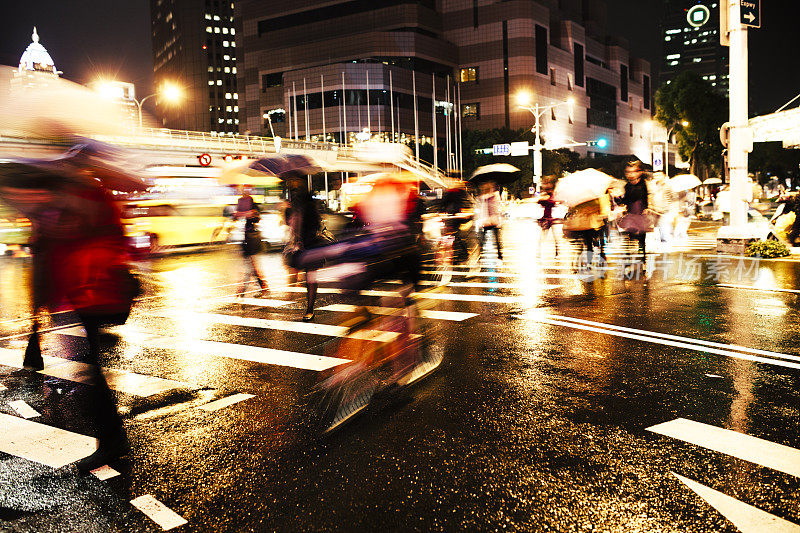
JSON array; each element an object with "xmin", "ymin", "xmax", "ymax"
[
  {"xmin": 302, "ymin": 312, "xmax": 315, "ymax": 322},
  {"xmin": 76, "ymin": 435, "xmax": 130, "ymax": 474}
]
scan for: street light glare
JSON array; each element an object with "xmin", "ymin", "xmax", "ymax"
[
  {"xmin": 161, "ymin": 83, "xmax": 183, "ymax": 103},
  {"xmin": 566, "ymin": 97, "xmax": 575, "ymax": 106},
  {"xmin": 516, "ymin": 91, "xmax": 532, "ymax": 107},
  {"xmin": 681, "ymin": 120, "xmax": 689, "ymax": 127}
]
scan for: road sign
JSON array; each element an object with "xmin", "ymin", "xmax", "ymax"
[
  {"xmin": 740, "ymin": 0, "xmax": 760, "ymax": 28},
  {"xmin": 198, "ymin": 153, "xmax": 212, "ymax": 166},
  {"xmin": 492, "ymin": 143, "xmax": 511, "ymax": 156},
  {"xmin": 687, "ymin": 5, "xmax": 710, "ymax": 28},
  {"xmin": 510, "ymin": 141, "xmax": 529, "ymax": 157},
  {"xmin": 529, "ymin": 186, "xmax": 535, "ymax": 195},
  {"xmin": 533, "ymin": 150, "xmax": 542, "ymax": 178},
  {"xmin": 652, "ymin": 144, "xmax": 664, "ymax": 172}
]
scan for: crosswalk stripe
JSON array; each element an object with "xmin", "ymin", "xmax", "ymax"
[
  {"xmin": 198, "ymin": 393, "xmax": 255, "ymax": 412},
  {"xmin": 417, "ymin": 280, "xmax": 528, "ymax": 289},
  {"xmin": 155, "ymin": 311, "xmax": 407, "ymax": 343},
  {"xmin": 648, "ymin": 418, "xmax": 800, "ymax": 479},
  {"xmin": 130, "ymin": 494, "xmax": 188, "ymax": 531},
  {"xmin": 316, "ymin": 304, "xmax": 477, "ymax": 322},
  {"xmin": 0, "ymin": 346, "xmax": 191, "ymax": 397},
  {"xmin": 421, "ymin": 270, "xmax": 519, "ymax": 278},
  {"xmin": 91, "ymin": 464, "xmax": 121, "ymax": 480},
  {"xmin": 672, "ymin": 473, "xmax": 800, "ymax": 533},
  {"xmin": 0, "ymin": 412, "xmax": 96, "ymax": 468},
  {"xmin": 219, "ymin": 297, "xmax": 295, "ymax": 307},
  {"xmin": 278, "ymin": 285, "xmax": 524, "ymax": 303},
  {"xmin": 9, "ymin": 400, "xmax": 40, "ymax": 419}
]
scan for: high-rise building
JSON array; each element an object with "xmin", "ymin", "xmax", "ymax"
[
  {"xmin": 150, "ymin": 0, "xmax": 239, "ymax": 134},
  {"xmin": 236, "ymin": 0, "xmax": 653, "ymax": 159},
  {"xmin": 659, "ymin": 0, "xmax": 728, "ymax": 94}
]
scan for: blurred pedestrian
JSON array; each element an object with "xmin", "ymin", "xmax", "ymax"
[
  {"xmin": 284, "ymin": 175, "xmax": 321, "ymax": 321},
  {"xmin": 1, "ymin": 176, "xmax": 137, "ymax": 472},
  {"xmin": 234, "ymin": 185, "xmax": 268, "ymax": 296},
  {"xmin": 617, "ymin": 160, "xmax": 650, "ymax": 263},
  {"xmin": 476, "ymin": 180, "xmax": 503, "ymax": 262},
  {"xmin": 537, "ymin": 176, "xmax": 559, "ymax": 257}
]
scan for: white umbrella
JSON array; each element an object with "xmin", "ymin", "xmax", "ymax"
[
  {"xmin": 468, "ymin": 163, "xmax": 520, "ymax": 184},
  {"xmin": 703, "ymin": 177, "xmax": 723, "ymax": 185},
  {"xmin": 0, "ymin": 66, "xmax": 148, "ymax": 139},
  {"xmin": 553, "ymin": 168, "xmax": 622, "ymax": 207},
  {"xmin": 669, "ymin": 174, "xmax": 702, "ymax": 193}
]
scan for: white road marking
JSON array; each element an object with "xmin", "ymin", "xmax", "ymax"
[
  {"xmin": 522, "ymin": 314, "xmax": 800, "ymax": 368},
  {"xmin": 418, "ymin": 292, "xmax": 522, "ymax": 304},
  {"xmin": 649, "ymin": 418, "xmax": 800, "ymax": 479},
  {"xmin": 317, "ymin": 304, "xmax": 477, "ymax": 322},
  {"xmin": 219, "ymin": 297, "xmax": 294, "ymax": 307},
  {"xmin": 9, "ymin": 400, "xmax": 40, "ymax": 419},
  {"xmin": 91, "ymin": 464, "xmax": 121, "ymax": 480},
  {"xmin": 156, "ymin": 311, "xmax": 405, "ymax": 343},
  {"xmin": 0, "ymin": 413, "xmax": 96, "ymax": 468},
  {"xmin": 673, "ymin": 473, "xmax": 800, "ymax": 533},
  {"xmin": 705, "ymin": 373, "xmax": 723, "ymax": 379},
  {"xmin": 0, "ymin": 382, "xmax": 6, "ymax": 391},
  {"xmin": 198, "ymin": 393, "xmax": 255, "ymax": 412},
  {"xmin": 719, "ymin": 284, "xmax": 800, "ymax": 295},
  {"xmin": 130, "ymin": 495, "xmax": 188, "ymax": 531},
  {"xmin": 417, "ymin": 280, "xmax": 528, "ymax": 289},
  {"xmin": 421, "ymin": 270, "xmax": 520, "ymax": 278}
]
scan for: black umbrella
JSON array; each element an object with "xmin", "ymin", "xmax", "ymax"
[{"xmin": 468, "ymin": 163, "xmax": 521, "ymax": 185}]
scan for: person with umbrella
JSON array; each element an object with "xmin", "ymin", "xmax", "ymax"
[
  {"xmin": 0, "ymin": 148, "xmax": 143, "ymax": 473},
  {"xmin": 283, "ymin": 173, "xmax": 322, "ymax": 321},
  {"xmin": 470, "ymin": 164, "xmax": 518, "ymax": 263}
]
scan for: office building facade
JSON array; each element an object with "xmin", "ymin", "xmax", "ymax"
[
  {"xmin": 150, "ymin": 0, "xmax": 239, "ymax": 134},
  {"xmin": 660, "ymin": 0, "xmax": 728, "ymax": 94},
  {"xmin": 236, "ymin": 0, "xmax": 653, "ymax": 159}
]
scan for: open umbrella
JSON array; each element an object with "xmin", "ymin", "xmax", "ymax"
[
  {"xmin": 553, "ymin": 168, "xmax": 622, "ymax": 207},
  {"xmin": 468, "ymin": 163, "xmax": 520, "ymax": 185},
  {"xmin": 703, "ymin": 177, "xmax": 723, "ymax": 185},
  {"xmin": 669, "ymin": 174, "xmax": 702, "ymax": 193},
  {"xmin": 219, "ymin": 154, "xmax": 323, "ymax": 187}
]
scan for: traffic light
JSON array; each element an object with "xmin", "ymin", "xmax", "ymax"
[{"xmin": 586, "ymin": 138, "xmax": 608, "ymax": 148}]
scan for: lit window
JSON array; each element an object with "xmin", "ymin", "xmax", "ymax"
[
  {"xmin": 231, "ymin": 42, "xmax": 235, "ymax": 47},
  {"xmin": 223, "ymin": 41, "xmax": 229, "ymax": 47},
  {"xmin": 214, "ymin": 27, "xmax": 220, "ymax": 33},
  {"xmin": 206, "ymin": 26, "xmax": 212, "ymax": 33},
  {"xmin": 227, "ymin": 119, "xmax": 233, "ymax": 124},
  {"xmin": 232, "ymin": 67, "xmax": 237, "ymax": 74},
  {"xmin": 219, "ymin": 118, "xmax": 224, "ymax": 123},
  {"xmin": 208, "ymin": 80, "xmax": 214, "ymax": 85},
  {"xmin": 205, "ymin": 14, "xmax": 211, "ymax": 20},
  {"xmin": 665, "ymin": 36, "xmax": 671, "ymax": 41},
  {"xmin": 666, "ymin": 29, "xmax": 681, "ymax": 34},
  {"xmin": 225, "ymin": 92, "xmax": 232, "ymax": 99},
  {"xmin": 666, "ymin": 54, "xmax": 681, "ymax": 59},
  {"xmin": 233, "ymin": 93, "xmax": 238, "ymax": 99},
  {"xmin": 208, "ymin": 66, "xmax": 214, "ymax": 72},
  {"xmin": 217, "ymin": 80, "xmax": 222, "ymax": 86},
  {"xmin": 213, "ymin": 15, "xmax": 220, "ymax": 21},
  {"xmin": 234, "ymin": 106, "xmax": 239, "ymax": 112},
  {"xmin": 226, "ymin": 106, "xmax": 232, "ymax": 112},
  {"xmin": 670, "ymin": 61, "xmax": 679, "ymax": 66},
  {"xmin": 224, "ymin": 67, "xmax": 230, "ymax": 73},
  {"xmin": 235, "ymin": 119, "xmax": 239, "ymax": 124},
  {"xmin": 231, "ymin": 28, "xmax": 235, "ymax": 35},
  {"xmin": 223, "ymin": 28, "xmax": 229, "ymax": 34},
  {"xmin": 459, "ymin": 67, "xmax": 478, "ymax": 83},
  {"xmin": 461, "ymin": 102, "xmax": 480, "ymax": 119},
  {"xmin": 693, "ymin": 57, "xmax": 702, "ymax": 63},
  {"xmin": 224, "ymin": 54, "xmax": 230, "ymax": 60}
]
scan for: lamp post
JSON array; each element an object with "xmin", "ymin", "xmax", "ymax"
[
  {"xmin": 517, "ymin": 92, "xmax": 574, "ymax": 187},
  {"xmin": 664, "ymin": 120, "xmax": 689, "ymax": 177},
  {"xmin": 129, "ymin": 83, "xmax": 183, "ymax": 129},
  {"xmin": 262, "ymin": 108, "xmax": 285, "ymax": 138}
]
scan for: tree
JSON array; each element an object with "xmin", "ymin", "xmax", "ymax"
[{"xmin": 655, "ymin": 71, "xmax": 727, "ymax": 180}]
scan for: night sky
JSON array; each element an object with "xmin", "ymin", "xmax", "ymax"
[{"xmin": 0, "ymin": 1, "xmax": 796, "ymax": 116}]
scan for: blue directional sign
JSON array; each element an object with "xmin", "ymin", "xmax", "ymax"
[
  {"xmin": 740, "ymin": 0, "xmax": 760, "ymax": 28},
  {"xmin": 492, "ymin": 143, "xmax": 511, "ymax": 156}
]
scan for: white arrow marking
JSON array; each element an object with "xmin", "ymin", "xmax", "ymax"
[{"xmin": 673, "ymin": 473, "xmax": 800, "ymax": 533}]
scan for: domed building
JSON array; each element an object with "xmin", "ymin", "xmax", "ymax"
[{"xmin": 18, "ymin": 27, "xmax": 60, "ymax": 76}]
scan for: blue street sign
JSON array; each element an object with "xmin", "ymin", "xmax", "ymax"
[
  {"xmin": 740, "ymin": 0, "xmax": 760, "ymax": 28},
  {"xmin": 492, "ymin": 143, "xmax": 511, "ymax": 156}
]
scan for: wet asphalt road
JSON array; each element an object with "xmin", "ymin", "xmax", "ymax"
[{"xmin": 1, "ymin": 220, "xmax": 800, "ymax": 532}]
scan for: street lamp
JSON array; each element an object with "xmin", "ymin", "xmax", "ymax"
[
  {"xmin": 262, "ymin": 108, "xmax": 285, "ymax": 138},
  {"xmin": 132, "ymin": 82, "xmax": 183, "ymax": 129},
  {"xmin": 516, "ymin": 92, "xmax": 574, "ymax": 186}
]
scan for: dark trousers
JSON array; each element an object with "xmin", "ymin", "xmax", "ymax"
[
  {"xmin": 479, "ymin": 225, "xmax": 502, "ymax": 260},
  {"xmin": 628, "ymin": 232, "xmax": 646, "ymax": 262},
  {"xmin": 78, "ymin": 314, "xmax": 125, "ymax": 445}
]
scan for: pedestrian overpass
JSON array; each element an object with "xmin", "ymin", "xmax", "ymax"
[
  {"xmin": 749, "ymin": 106, "xmax": 800, "ymax": 148},
  {"xmin": 0, "ymin": 128, "xmax": 457, "ymax": 190}
]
